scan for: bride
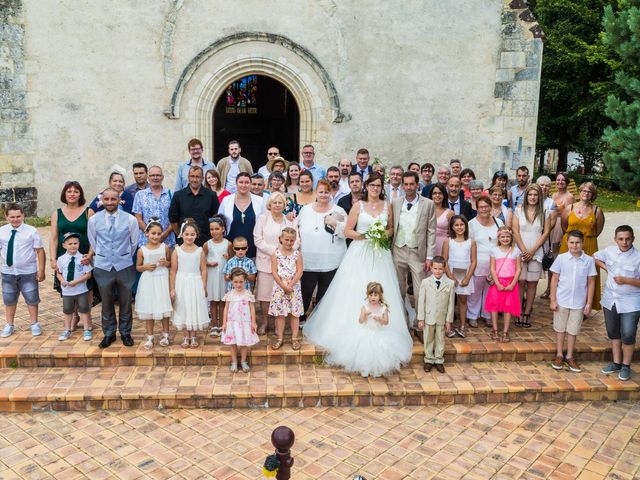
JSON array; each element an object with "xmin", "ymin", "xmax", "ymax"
[{"xmin": 303, "ymin": 173, "xmax": 413, "ymax": 377}]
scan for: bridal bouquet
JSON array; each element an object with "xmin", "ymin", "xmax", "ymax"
[{"xmin": 364, "ymin": 219, "xmax": 392, "ymax": 250}]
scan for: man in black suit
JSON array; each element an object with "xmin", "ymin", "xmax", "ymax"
[
  {"xmin": 446, "ymin": 176, "xmax": 475, "ymax": 221},
  {"xmin": 337, "ymin": 172, "xmax": 363, "ymax": 215},
  {"xmin": 351, "ymin": 148, "xmax": 373, "ymax": 181}
]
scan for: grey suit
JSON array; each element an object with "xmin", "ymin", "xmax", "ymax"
[{"xmin": 391, "ymin": 196, "xmax": 437, "ymax": 316}]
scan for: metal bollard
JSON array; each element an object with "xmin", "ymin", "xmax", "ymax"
[{"xmin": 263, "ymin": 426, "xmax": 295, "ymax": 479}]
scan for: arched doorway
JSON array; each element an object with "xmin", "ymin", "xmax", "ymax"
[{"xmin": 212, "ymin": 75, "xmax": 300, "ymax": 170}]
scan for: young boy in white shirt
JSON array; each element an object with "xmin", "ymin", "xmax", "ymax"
[
  {"xmin": 549, "ymin": 230, "xmax": 597, "ymax": 372},
  {"xmin": 0, "ymin": 203, "xmax": 46, "ymax": 338},
  {"xmin": 594, "ymin": 225, "xmax": 640, "ymax": 381},
  {"xmin": 56, "ymin": 232, "xmax": 93, "ymax": 341}
]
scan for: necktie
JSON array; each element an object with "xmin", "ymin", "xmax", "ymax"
[
  {"xmin": 67, "ymin": 256, "xmax": 75, "ymax": 282},
  {"xmin": 407, "ymin": 202, "xmax": 413, "ymax": 211},
  {"xmin": 435, "ymin": 280, "xmax": 441, "ymax": 289},
  {"xmin": 6, "ymin": 229, "xmax": 16, "ymax": 267},
  {"xmin": 449, "ymin": 202, "xmax": 455, "ymax": 210},
  {"xmin": 108, "ymin": 215, "xmax": 116, "ymax": 231}
]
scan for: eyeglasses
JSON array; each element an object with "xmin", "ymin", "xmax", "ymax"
[
  {"xmin": 495, "ymin": 171, "xmax": 506, "ymax": 176},
  {"xmin": 233, "ymin": 246, "xmax": 248, "ymax": 251},
  {"xmin": 367, "ymin": 183, "xmax": 382, "ymax": 188},
  {"xmin": 267, "ymin": 152, "xmax": 279, "ymax": 156}
]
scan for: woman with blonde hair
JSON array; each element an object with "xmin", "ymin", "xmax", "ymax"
[
  {"xmin": 253, "ymin": 191, "xmax": 297, "ymax": 335},
  {"xmin": 512, "ymin": 183, "xmax": 551, "ymax": 327}
]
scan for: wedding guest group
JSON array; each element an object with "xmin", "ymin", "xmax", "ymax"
[{"xmin": 2, "ymin": 138, "xmax": 637, "ymax": 382}]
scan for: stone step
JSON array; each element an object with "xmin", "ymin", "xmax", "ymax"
[
  {"xmin": 0, "ymin": 315, "xmax": 623, "ymax": 368},
  {"xmin": 0, "ymin": 360, "xmax": 637, "ymax": 412}
]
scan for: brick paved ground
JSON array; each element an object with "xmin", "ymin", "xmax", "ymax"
[{"xmin": 1, "ymin": 401, "xmax": 639, "ymax": 479}]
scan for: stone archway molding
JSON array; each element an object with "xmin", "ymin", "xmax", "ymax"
[{"xmin": 165, "ymin": 31, "xmax": 346, "ymax": 123}]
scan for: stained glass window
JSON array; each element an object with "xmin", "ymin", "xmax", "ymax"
[{"xmin": 225, "ymin": 75, "xmax": 258, "ymax": 114}]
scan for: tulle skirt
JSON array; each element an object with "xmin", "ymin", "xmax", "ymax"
[
  {"xmin": 303, "ymin": 239, "xmax": 413, "ymax": 376},
  {"xmin": 484, "ymin": 276, "xmax": 521, "ymax": 317}
]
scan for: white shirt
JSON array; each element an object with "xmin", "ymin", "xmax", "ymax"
[
  {"xmin": 469, "ymin": 217, "xmax": 503, "ymax": 275},
  {"xmin": 257, "ymin": 165, "xmax": 270, "ymax": 179},
  {"xmin": 296, "ymin": 204, "xmax": 347, "ymax": 271},
  {"xmin": 57, "ymin": 252, "xmax": 93, "ymax": 296},
  {"xmin": 225, "ymin": 158, "xmax": 241, "ymax": 193},
  {"xmin": 550, "ymin": 251, "xmax": 597, "ymax": 309},
  {"xmin": 0, "ymin": 223, "xmax": 43, "ymax": 275},
  {"xmin": 87, "ymin": 209, "xmax": 139, "ymax": 251},
  {"xmin": 332, "ymin": 189, "xmax": 348, "ymax": 204},
  {"xmin": 594, "ymin": 245, "xmax": 640, "ymax": 313}
]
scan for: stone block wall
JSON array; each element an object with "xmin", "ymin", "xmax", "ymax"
[{"xmin": 0, "ymin": 0, "xmax": 36, "ymax": 217}]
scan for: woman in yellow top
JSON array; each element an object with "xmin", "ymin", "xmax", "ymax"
[{"xmin": 560, "ymin": 181, "xmax": 605, "ymax": 310}]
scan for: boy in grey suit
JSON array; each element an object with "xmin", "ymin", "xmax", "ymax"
[{"xmin": 417, "ymin": 256, "xmax": 455, "ymax": 373}]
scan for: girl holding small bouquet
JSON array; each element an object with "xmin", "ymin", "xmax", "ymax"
[
  {"xmin": 484, "ymin": 226, "xmax": 522, "ymax": 342},
  {"xmin": 135, "ymin": 219, "xmax": 172, "ymax": 349},
  {"xmin": 222, "ymin": 268, "xmax": 260, "ymax": 372}
]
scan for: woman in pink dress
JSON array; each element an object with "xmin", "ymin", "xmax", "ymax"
[{"xmin": 428, "ymin": 183, "xmax": 454, "ymax": 256}]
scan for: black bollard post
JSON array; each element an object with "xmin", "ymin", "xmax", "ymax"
[{"xmin": 271, "ymin": 426, "xmax": 295, "ymax": 480}]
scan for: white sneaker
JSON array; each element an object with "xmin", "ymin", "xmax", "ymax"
[
  {"xmin": 83, "ymin": 330, "xmax": 93, "ymax": 341},
  {"xmin": 31, "ymin": 323, "xmax": 42, "ymax": 336},
  {"xmin": 143, "ymin": 335, "xmax": 154, "ymax": 350},
  {"xmin": 1, "ymin": 324, "xmax": 15, "ymax": 338},
  {"xmin": 159, "ymin": 332, "xmax": 170, "ymax": 347},
  {"xmin": 58, "ymin": 330, "xmax": 72, "ymax": 341}
]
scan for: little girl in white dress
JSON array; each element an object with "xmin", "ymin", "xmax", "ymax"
[
  {"xmin": 325, "ymin": 282, "xmax": 410, "ymax": 378},
  {"xmin": 203, "ymin": 215, "xmax": 230, "ymax": 337},
  {"xmin": 170, "ymin": 219, "xmax": 209, "ymax": 348},
  {"xmin": 135, "ymin": 220, "xmax": 173, "ymax": 349}
]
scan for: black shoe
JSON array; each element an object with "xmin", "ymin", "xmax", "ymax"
[
  {"xmin": 98, "ymin": 335, "xmax": 116, "ymax": 349},
  {"xmin": 435, "ymin": 364, "xmax": 445, "ymax": 373},
  {"xmin": 121, "ymin": 334, "xmax": 134, "ymax": 347},
  {"xmin": 424, "ymin": 363, "xmax": 433, "ymax": 372}
]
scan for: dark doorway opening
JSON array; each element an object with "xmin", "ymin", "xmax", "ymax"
[{"xmin": 213, "ymin": 75, "xmax": 300, "ymax": 171}]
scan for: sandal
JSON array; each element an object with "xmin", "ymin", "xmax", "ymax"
[
  {"xmin": 514, "ymin": 316, "xmax": 523, "ymax": 327},
  {"xmin": 181, "ymin": 337, "xmax": 190, "ymax": 349},
  {"xmin": 271, "ymin": 338, "xmax": 284, "ymax": 350},
  {"xmin": 502, "ymin": 331, "xmax": 511, "ymax": 343},
  {"xmin": 291, "ymin": 338, "xmax": 301, "ymax": 351},
  {"xmin": 190, "ymin": 336, "xmax": 199, "ymax": 348},
  {"xmin": 490, "ymin": 329, "xmax": 499, "ymax": 341},
  {"xmin": 521, "ymin": 314, "xmax": 531, "ymax": 328}
]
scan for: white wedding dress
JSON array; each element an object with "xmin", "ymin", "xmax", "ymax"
[{"xmin": 303, "ymin": 202, "xmax": 413, "ymax": 377}]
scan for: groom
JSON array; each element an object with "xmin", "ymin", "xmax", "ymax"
[{"xmin": 392, "ymin": 171, "xmax": 436, "ymax": 335}]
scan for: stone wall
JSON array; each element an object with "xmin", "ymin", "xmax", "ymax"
[
  {"xmin": 0, "ymin": 0, "xmax": 36, "ymax": 216},
  {"xmin": 8, "ymin": 0, "xmax": 541, "ymax": 215}
]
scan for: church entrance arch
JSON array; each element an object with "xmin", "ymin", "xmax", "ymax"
[
  {"xmin": 166, "ymin": 32, "xmax": 346, "ymax": 168},
  {"xmin": 213, "ymin": 75, "xmax": 299, "ymax": 170}
]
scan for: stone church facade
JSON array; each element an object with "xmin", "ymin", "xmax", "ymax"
[{"xmin": 0, "ymin": 0, "xmax": 542, "ymax": 215}]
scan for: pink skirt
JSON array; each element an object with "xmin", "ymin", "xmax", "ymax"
[{"xmin": 484, "ymin": 276, "xmax": 521, "ymax": 317}]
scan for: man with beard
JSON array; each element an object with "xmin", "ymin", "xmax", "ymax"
[
  {"xmin": 510, "ymin": 165, "xmax": 530, "ymax": 211},
  {"xmin": 326, "ymin": 166, "xmax": 347, "ymax": 203},
  {"xmin": 218, "ymin": 140, "xmax": 253, "ymax": 193},
  {"xmin": 338, "ymin": 158, "xmax": 352, "ymax": 192}
]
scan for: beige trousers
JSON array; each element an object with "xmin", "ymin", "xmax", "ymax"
[
  {"xmin": 393, "ymin": 244, "xmax": 426, "ymax": 309},
  {"xmin": 423, "ymin": 323, "xmax": 445, "ymax": 364}
]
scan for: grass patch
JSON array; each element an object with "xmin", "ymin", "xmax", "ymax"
[
  {"xmin": 25, "ymin": 216, "xmax": 51, "ymax": 227},
  {"xmin": 596, "ymin": 189, "xmax": 639, "ymax": 212}
]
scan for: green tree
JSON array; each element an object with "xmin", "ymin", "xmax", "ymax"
[
  {"xmin": 601, "ymin": 0, "xmax": 640, "ymax": 193},
  {"xmin": 530, "ymin": 0, "xmax": 616, "ymax": 172}
]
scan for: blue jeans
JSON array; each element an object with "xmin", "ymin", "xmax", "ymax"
[{"xmin": 604, "ymin": 305, "xmax": 640, "ymax": 346}]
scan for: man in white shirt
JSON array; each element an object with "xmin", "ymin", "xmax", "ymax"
[
  {"xmin": 338, "ymin": 158, "xmax": 352, "ymax": 192},
  {"xmin": 218, "ymin": 140, "xmax": 253, "ymax": 193},
  {"xmin": 595, "ymin": 225, "xmax": 640, "ymax": 381},
  {"xmin": 257, "ymin": 146, "xmax": 280, "ymax": 179},
  {"xmin": 0, "ymin": 203, "xmax": 46, "ymax": 338}
]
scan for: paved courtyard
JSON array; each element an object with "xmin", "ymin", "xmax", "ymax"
[{"xmin": 1, "ymin": 401, "xmax": 640, "ymax": 479}]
